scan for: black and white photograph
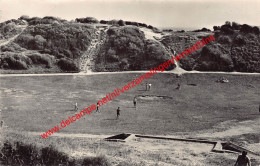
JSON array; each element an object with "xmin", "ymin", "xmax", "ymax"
[{"xmin": 0, "ymin": 0, "xmax": 260, "ymax": 165}]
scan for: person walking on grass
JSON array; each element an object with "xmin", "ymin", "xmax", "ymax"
[
  {"xmin": 116, "ymin": 107, "xmax": 121, "ymax": 119},
  {"xmin": 176, "ymin": 83, "xmax": 181, "ymax": 90},
  {"xmin": 234, "ymin": 151, "xmax": 251, "ymax": 166},
  {"xmin": 96, "ymin": 102, "xmax": 100, "ymax": 113}
]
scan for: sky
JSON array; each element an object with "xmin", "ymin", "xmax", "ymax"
[{"xmin": 0, "ymin": 0, "xmax": 260, "ymax": 30}]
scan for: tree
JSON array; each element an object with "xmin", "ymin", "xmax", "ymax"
[
  {"xmin": 85, "ymin": 17, "xmax": 99, "ymax": 23},
  {"xmin": 232, "ymin": 22, "xmax": 240, "ymax": 30},
  {"xmin": 148, "ymin": 25, "xmax": 153, "ymax": 29},
  {"xmin": 107, "ymin": 19, "xmax": 119, "ymax": 25},
  {"xmin": 240, "ymin": 24, "xmax": 253, "ymax": 33},
  {"xmin": 213, "ymin": 26, "xmax": 220, "ymax": 31},
  {"xmin": 118, "ymin": 20, "xmax": 125, "ymax": 26},
  {"xmin": 225, "ymin": 21, "xmax": 231, "ymax": 27},
  {"xmin": 76, "ymin": 17, "xmax": 99, "ymax": 24},
  {"xmin": 19, "ymin": 15, "xmax": 30, "ymax": 21},
  {"xmin": 100, "ymin": 20, "xmax": 108, "ymax": 24}
]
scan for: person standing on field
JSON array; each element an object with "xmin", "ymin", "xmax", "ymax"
[
  {"xmin": 234, "ymin": 151, "xmax": 251, "ymax": 166},
  {"xmin": 96, "ymin": 102, "xmax": 100, "ymax": 113},
  {"xmin": 116, "ymin": 107, "xmax": 121, "ymax": 119},
  {"xmin": 133, "ymin": 97, "xmax": 137, "ymax": 108},
  {"xmin": 148, "ymin": 83, "xmax": 152, "ymax": 91},
  {"xmin": 75, "ymin": 102, "xmax": 78, "ymax": 111}
]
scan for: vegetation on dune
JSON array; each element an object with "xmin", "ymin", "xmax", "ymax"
[
  {"xmin": 193, "ymin": 27, "xmax": 211, "ymax": 32},
  {"xmin": 94, "ymin": 26, "xmax": 173, "ymax": 71},
  {"xmin": 0, "ymin": 18, "xmax": 95, "ymax": 72},
  {"xmin": 0, "ymin": 140, "xmax": 111, "ymax": 166},
  {"xmin": 76, "ymin": 17, "xmax": 99, "ymax": 24},
  {"xmin": 1, "ymin": 17, "xmax": 260, "ymax": 73},
  {"xmin": 0, "ymin": 51, "xmax": 54, "ymax": 70},
  {"xmin": 202, "ymin": 22, "xmax": 260, "ymax": 72},
  {"xmin": 162, "ymin": 21, "xmax": 260, "ymax": 72},
  {"xmin": 0, "ymin": 21, "xmax": 25, "ymax": 40},
  {"xmin": 15, "ymin": 23, "xmax": 94, "ymax": 59}
]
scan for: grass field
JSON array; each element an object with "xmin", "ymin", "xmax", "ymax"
[{"xmin": 1, "ymin": 73, "xmax": 260, "ymax": 165}]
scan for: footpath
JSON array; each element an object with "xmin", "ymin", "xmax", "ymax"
[{"xmin": 80, "ymin": 27, "xmax": 107, "ymax": 72}]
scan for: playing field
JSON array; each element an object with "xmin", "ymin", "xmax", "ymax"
[
  {"xmin": 1, "ymin": 73, "xmax": 259, "ymax": 134},
  {"xmin": 1, "ymin": 73, "xmax": 260, "ymax": 165}
]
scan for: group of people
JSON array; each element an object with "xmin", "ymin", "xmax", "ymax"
[
  {"xmin": 73, "ymin": 81, "xmax": 185, "ymax": 119},
  {"xmin": 73, "ymin": 96, "xmax": 137, "ymax": 119}
]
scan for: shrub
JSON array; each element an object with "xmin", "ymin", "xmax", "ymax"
[
  {"xmin": 125, "ymin": 21, "xmax": 131, "ymax": 25},
  {"xmin": 234, "ymin": 35, "xmax": 246, "ymax": 45},
  {"xmin": 0, "ymin": 141, "xmax": 73, "ymax": 166},
  {"xmin": 139, "ymin": 23, "xmax": 148, "ymax": 27},
  {"xmin": 218, "ymin": 35, "xmax": 232, "ymax": 44},
  {"xmin": 0, "ymin": 53, "xmax": 31, "ymax": 70},
  {"xmin": 106, "ymin": 48, "xmax": 118, "ymax": 62},
  {"xmin": 57, "ymin": 58, "xmax": 78, "ymax": 71},
  {"xmin": 1, "ymin": 42, "xmax": 26, "ymax": 52},
  {"xmin": 252, "ymin": 26, "xmax": 260, "ymax": 35},
  {"xmin": 131, "ymin": 22, "xmax": 139, "ymax": 26},
  {"xmin": 220, "ymin": 25, "xmax": 234, "ymax": 35},
  {"xmin": 34, "ymin": 35, "xmax": 47, "ymax": 49},
  {"xmin": 107, "ymin": 19, "xmax": 119, "ymax": 25},
  {"xmin": 27, "ymin": 53, "xmax": 52, "ymax": 68},
  {"xmin": 240, "ymin": 24, "xmax": 253, "ymax": 33},
  {"xmin": 0, "ymin": 141, "xmax": 15, "ymax": 165},
  {"xmin": 118, "ymin": 20, "xmax": 125, "ymax": 26},
  {"xmin": 213, "ymin": 26, "xmax": 221, "ymax": 31},
  {"xmin": 197, "ymin": 45, "xmax": 234, "ymax": 71},
  {"xmin": 193, "ymin": 27, "xmax": 211, "ymax": 32},
  {"xmin": 76, "ymin": 17, "xmax": 99, "ymax": 24},
  {"xmin": 100, "ymin": 20, "xmax": 108, "ymax": 24},
  {"xmin": 19, "ymin": 15, "xmax": 30, "ymax": 21},
  {"xmin": 82, "ymin": 155, "xmax": 111, "ymax": 166},
  {"xmin": 148, "ymin": 25, "xmax": 153, "ymax": 29},
  {"xmin": 15, "ymin": 34, "xmax": 35, "ymax": 49},
  {"xmin": 2, "ymin": 22, "xmax": 16, "ymax": 33},
  {"xmin": 28, "ymin": 17, "xmax": 42, "ymax": 25},
  {"xmin": 41, "ymin": 146, "xmax": 70, "ymax": 166},
  {"xmin": 232, "ymin": 22, "xmax": 240, "ymax": 30}
]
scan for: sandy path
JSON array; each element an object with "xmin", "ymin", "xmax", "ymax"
[
  {"xmin": 0, "ymin": 26, "xmax": 27, "ymax": 47},
  {"xmin": 196, "ymin": 117, "xmax": 260, "ymax": 138}
]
